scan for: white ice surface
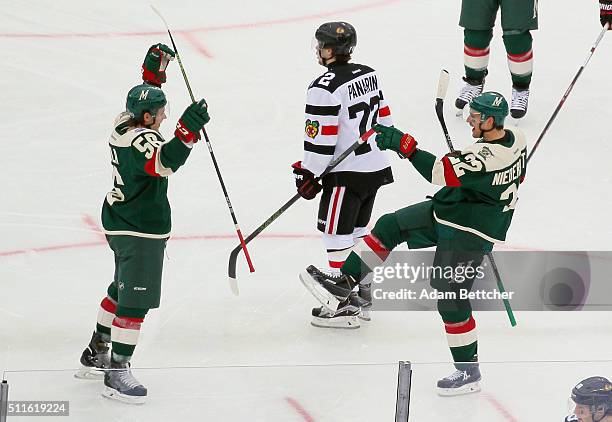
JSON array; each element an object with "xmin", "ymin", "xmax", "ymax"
[{"xmin": 1, "ymin": 0, "xmax": 611, "ymax": 421}]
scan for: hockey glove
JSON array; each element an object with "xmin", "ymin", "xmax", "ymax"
[
  {"xmin": 601, "ymin": 0, "xmax": 612, "ymax": 28},
  {"xmin": 175, "ymin": 99, "xmax": 210, "ymax": 144},
  {"xmin": 142, "ymin": 43, "xmax": 175, "ymax": 87},
  {"xmin": 373, "ymin": 124, "xmax": 417, "ymax": 159},
  {"xmin": 292, "ymin": 161, "xmax": 322, "ymax": 200}
]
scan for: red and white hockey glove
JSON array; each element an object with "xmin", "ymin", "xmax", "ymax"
[
  {"xmin": 292, "ymin": 161, "xmax": 322, "ymax": 200},
  {"xmin": 175, "ymin": 99, "xmax": 210, "ymax": 144},
  {"xmin": 601, "ymin": 0, "xmax": 612, "ymax": 28},
  {"xmin": 142, "ymin": 43, "xmax": 175, "ymax": 87}
]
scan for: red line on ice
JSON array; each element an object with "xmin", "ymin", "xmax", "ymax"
[
  {"xmin": 81, "ymin": 214, "xmax": 105, "ymax": 241},
  {"xmin": 483, "ymin": 394, "xmax": 518, "ymax": 422},
  {"xmin": 0, "ymin": 0, "xmax": 399, "ymax": 39},
  {"xmin": 0, "ymin": 233, "xmax": 320, "ymax": 258},
  {"xmin": 285, "ymin": 397, "xmax": 315, "ymax": 422}
]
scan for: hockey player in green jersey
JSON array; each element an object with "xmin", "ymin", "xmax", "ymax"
[
  {"xmin": 300, "ymin": 92, "xmax": 527, "ymax": 396},
  {"xmin": 76, "ymin": 44, "xmax": 210, "ymax": 404},
  {"xmin": 455, "ymin": 0, "xmax": 538, "ymax": 119}
]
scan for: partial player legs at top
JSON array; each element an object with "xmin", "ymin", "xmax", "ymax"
[{"xmin": 457, "ymin": 0, "xmax": 538, "ymax": 118}]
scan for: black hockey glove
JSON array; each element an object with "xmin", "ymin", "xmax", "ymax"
[
  {"xmin": 292, "ymin": 161, "xmax": 322, "ymax": 200},
  {"xmin": 601, "ymin": 0, "xmax": 612, "ymax": 28}
]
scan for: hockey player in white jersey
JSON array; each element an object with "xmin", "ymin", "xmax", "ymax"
[{"xmin": 291, "ymin": 22, "xmax": 394, "ymax": 328}]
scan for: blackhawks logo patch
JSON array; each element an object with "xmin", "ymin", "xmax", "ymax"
[{"xmin": 305, "ymin": 119, "xmax": 320, "ymax": 139}]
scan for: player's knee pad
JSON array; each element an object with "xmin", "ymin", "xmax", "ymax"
[
  {"xmin": 437, "ymin": 303, "xmax": 472, "ymax": 325},
  {"xmin": 502, "ymin": 31, "xmax": 533, "ymax": 55},
  {"xmin": 115, "ymin": 306, "xmax": 148, "ymax": 320},
  {"xmin": 372, "ymin": 213, "xmax": 402, "ymax": 250},
  {"xmin": 464, "ymin": 28, "xmax": 493, "ymax": 49}
]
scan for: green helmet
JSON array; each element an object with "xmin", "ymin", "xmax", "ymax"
[
  {"xmin": 469, "ymin": 91, "xmax": 509, "ymax": 126},
  {"xmin": 126, "ymin": 83, "xmax": 167, "ymax": 120}
]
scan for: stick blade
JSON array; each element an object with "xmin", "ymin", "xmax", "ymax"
[
  {"xmin": 436, "ymin": 69, "xmax": 450, "ymax": 101},
  {"xmin": 228, "ymin": 276, "xmax": 240, "ymax": 296}
]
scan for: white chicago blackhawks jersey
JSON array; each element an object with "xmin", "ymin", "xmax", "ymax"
[{"xmin": 302, "ymin": 62, "xmax": 394, "ymax": 187}]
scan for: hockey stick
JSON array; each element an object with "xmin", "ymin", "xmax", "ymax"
[
  {"xmin": 151, "ymin": 6, "xmax": 255, "ymax": 277},
  {"xmin": 528, "ymin": 23, "xmax": 609, "ymax": 163},
  {"xmin": 227, "ymin": 129, "xmax": 377, "ymax": 295},
  {"xmin": 435, "ymin": 69, "xmax": 517, "ymax": 327}
]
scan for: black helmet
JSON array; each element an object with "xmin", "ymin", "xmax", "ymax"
[
  {"xmin": 314, "ymin": 21, "xmax": 357, "ymax": 56},
  {"xmin": 571, "ymin": 376, "xmax": 612, "ymax": 419}
]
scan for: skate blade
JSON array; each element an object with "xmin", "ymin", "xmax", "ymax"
[
  {"xmin": 311, "ymin": 315, "xmax": 360, "ymax": 329},
  {"xmin": 437, "ymin": 381, "xmax": 481, "ymax": 397},
  {"xmin": 74, "ymin": 366, "xmax": 105, "ymax": 380},
  {"xmin": 358, "ymin": 309, "xmax": 371, "ymax": 321},
  {"xmin": 102, "ymin": 386, "xmax": 146, "ymax": 405},
  {"xmin": 299, "ymin": 271, "xmax": 340, "ymax": 313},
  {"xmin": 455, "ymin": 109, "xmax": 463, "ymax": 117}
]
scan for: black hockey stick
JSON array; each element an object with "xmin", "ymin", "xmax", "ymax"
[
  {"xmin": 151, "ymin": 6, "xmax": 255, "ymax": 276},
  {"xmin": 528, "ymin": 23, "xmax": 609, "ymax": 163},
  {"xmin": 435, "ymin": 69, "xmax": 517, "ymax": 327},
  {"xmin": 227, "ymin": 129, "xmax": 377, "ymax": 295}
]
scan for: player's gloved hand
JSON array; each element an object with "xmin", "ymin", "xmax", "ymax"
[
  {"xmin": 142, "ymin": 43, "xmax": 175, "ymax": 87},
  {"xmin": 373, "ymin": 124, "xmax": 417, "ymax": 159},
  {"xmin": 601, "ymin": 0, "xmax": 612, "ymax": 28},
  {"xmin": 175, "ymin": 99, "xmax": 210, "ymax": 144},
  {"xmin": 292, "ymin": 161, "xmax": 322, "ymax": 200}
]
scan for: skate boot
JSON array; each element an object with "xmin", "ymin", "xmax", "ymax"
[
  {"xmin": 455, "ymin": 77, "xmax": 485, "ymax": 112},
  {"xmin": 75, "ymin": 331, "xmax": 110, "ymax": 380},
  {"xmin": 102, "ymin": 360, "xmax": 147, "ymax": 404},
  {"xmin": 437, "ymin": 362, "xmax": 482, "ymax": 396},
  {"xmin": 299, "ymin": 265, "xmax": 357, "ymax": 313},
  {"xmin": 311, "ymin": 294, "xmax": 361, "ymax": 329},
  {"xmin": 357, "ymin": 283, "xmax": 372, "ymax": 321},
  {"xmin": 510, "ymin": 86, "xmax": 530, "ymax": 119}
]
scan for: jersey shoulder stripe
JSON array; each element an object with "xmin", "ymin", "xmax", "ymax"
[
  {"xmin": 305, "ymin": 104, "xmax": 341, "ymax": 116},
  {"xmin": 309, "ymin": 63, "xmax": 376, "ymax": 93}
]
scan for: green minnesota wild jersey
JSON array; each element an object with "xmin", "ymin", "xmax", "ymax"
[
  {"xmin": 410, "ymin": 127, "xmax": 527, "ymax": 243},
  {"xmin": 101, "ymin": 112, "xmax": 192, "ymax": 238}
]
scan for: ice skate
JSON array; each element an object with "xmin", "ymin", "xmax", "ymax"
[
  {"xmin": 299, "ymin": 265, "xmax": 356, "ymax": 313},
  {"xmin": 437, "ymin": 363, "xmax": 482, "ymax": 396},
  {"xmin": 455, "ymin": 77, "xmax": 485, "ymax": 115},
  {"xmin": 311, "ymin": 295, "xmax": 361, "ymax": 329},
  {"xmin": 357, "ymin": 283, "xmax": 372, "ymax": 321},
  {"xmin": 510, "ymin": 86, "xmax": 530, "ymax": 119},
  {"xmin": 75, "ymin": 331, "xmax": 110, "ymax": 380},
  {"xmin": 102, "ymin": 361, "xmax": 147, "ymax": 404}
]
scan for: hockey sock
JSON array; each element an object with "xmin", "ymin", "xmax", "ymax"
[
  {"xmin": 323, "ymin": 233, "xmax": 355, "ymax": 275},
  {"xmin": 441, "ymin": 311, "xmax": 478, "ymax": 365},
  {"xmin": 463, "ymin": 29, "xmax": 493, "ymax": 82},
  {"xmin": 327, "ymin": 247, "xmax": 352, "ymax": 274},
  {"xmin": 503, "ymin": 31, "xmax": 533, "ymax": 89},
  {"xmin": 95, "ymin": 282, "xmax": 119, "ymax": 342},
  {"xmin": 96, "ymin": 296, "xmax": 116, "ymax": 343},
  {"xmin": 111, "ymin": 306, "xmax": 148, "ymax": 363}
]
